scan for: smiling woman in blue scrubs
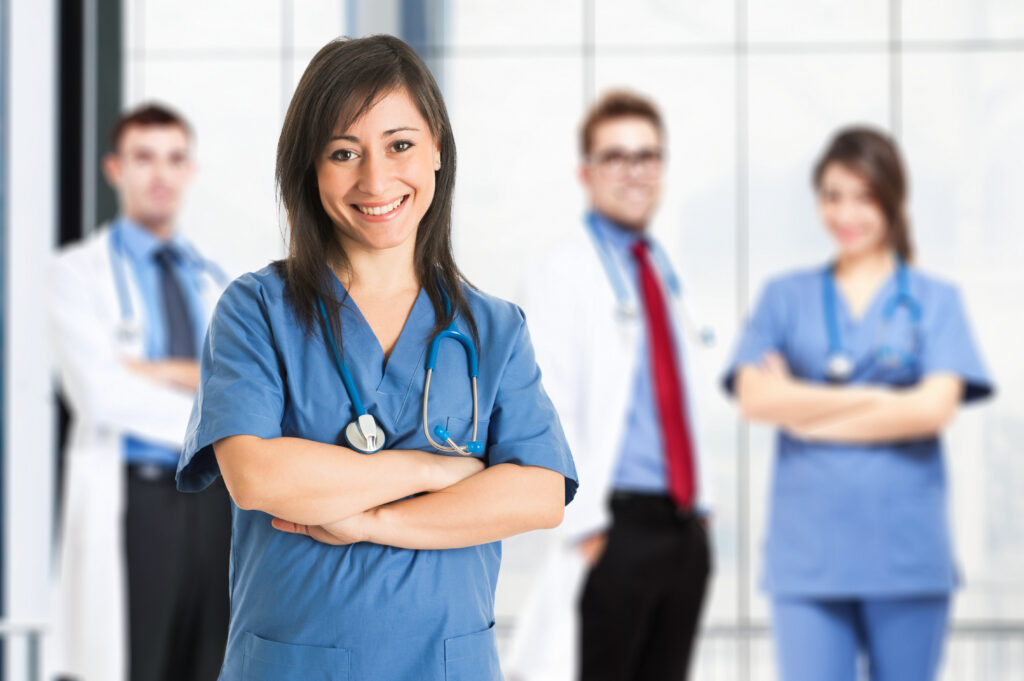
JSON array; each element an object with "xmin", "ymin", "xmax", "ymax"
[
  {"xmin": 724, "ymin": 127, "xmax": 992, "ymax": 681},
  {"xmin": 175, "ymin": 35, "xmax": 577, "ymax": 681}
]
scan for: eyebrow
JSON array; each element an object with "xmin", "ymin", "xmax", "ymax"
[{"xmin": 330, "ymin": 127, "xmax": 421, "ymax": 142}]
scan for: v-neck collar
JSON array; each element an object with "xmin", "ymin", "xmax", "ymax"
[
  {"xmin": 828, "ymin": 262, "xmax": 898, "ymax": 326},
  {"xmin": 328, "ymin": 275, "xmax": 433, "ymax": 396}
]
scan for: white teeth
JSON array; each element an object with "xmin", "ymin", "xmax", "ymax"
[{"xmin": 357, "ymin": 196, "xmax": 405, "ymax": 216}]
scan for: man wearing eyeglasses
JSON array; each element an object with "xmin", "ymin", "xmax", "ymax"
[{"xmin": 510, "ymin": 90, "xmax": 713, "ymax": 681}]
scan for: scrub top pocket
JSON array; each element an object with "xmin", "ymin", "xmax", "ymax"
[
  {"xmin": 443, "ymin": 416, "xmax": 490, "ymax": 452},
  {"xmin": 444, "ymin": 623, "xmax": 502, "ymax": 681},
  {"xmin": 242, "ymin": 632, "xmax": 350, "ymax": 681},
  {"xmin": 884, "ymin": 488, "xmax": 954, "ymax": 579}
]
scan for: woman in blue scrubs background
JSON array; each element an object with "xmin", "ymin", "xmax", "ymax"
[
  {"xmin": 724, "ymin": 127, "xmax": 992, "ymax": 681},
  {"xmin": 175, "ymin": 35, "xmax": 577, "ymax": 680}
]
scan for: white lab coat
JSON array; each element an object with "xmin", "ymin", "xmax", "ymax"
[
  {"xmin": 47, "ymin": 227, "xmax": 225, "ymax": 681},
  {"xmin": 507, "ymin": 226, "xmax": 715, "ymax": 681}
]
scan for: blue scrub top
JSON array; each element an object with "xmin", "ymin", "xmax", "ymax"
[
  {"xmin": 177, "ymin": 266, "xmax": 578, "ymax": 681},
  {"xmin": 723, "ymin": 265, "xmax": 992, "ymax": 598}
]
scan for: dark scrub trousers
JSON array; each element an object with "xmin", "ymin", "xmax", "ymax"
[
  {"xmin": 125, "ymin": 467, "xmax": 232, "ymax": 681},
  {"xmin": 579, "ymin": 492, "xmax": 711, "ymax": 681}
]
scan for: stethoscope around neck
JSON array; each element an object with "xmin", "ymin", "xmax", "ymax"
[
  {"xmin": 584, "ymin": 212, "xmax": 716, "ymax": 347},
  {"xmin": 822, "ymin": 256, "xmax": 923, "ymax": 383},
  {"xmin": 316, "ymin": 292, "xmax": 483, "ymax": 456},
  {"xmin": 107, "ymin": 221, "xmax": 227, "ymax": 346}
]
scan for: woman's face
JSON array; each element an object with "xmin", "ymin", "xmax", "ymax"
[
  {"xmin": 316, "ymin": 88, "xmax": 441, "ymax": 256},
  {"xmin": 818, "ymin": 161, "xmax": 889, "ymax": 259}
]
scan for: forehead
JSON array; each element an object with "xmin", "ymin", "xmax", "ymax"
[
  {"xmin": 118, "ymin": 124, "xmax": 190, "ymax": 153},
  {"xmin": 820, "ymin": 162, "xmax": 870, "ymax": 191},
  {"xmin": 591, "ymin": 115, "xmax": 661, "ymax": 152},
  {"xmin": 332, "ymin": 88, "xmax": 431, "ymax": 136}
]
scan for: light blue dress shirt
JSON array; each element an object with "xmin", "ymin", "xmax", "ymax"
[
  {"xmin": 724, "ymin": 265, "xmax": 993, "ymax": 596},
  {"xmin": 588, "ymin": 212, "xmax": 671, "ymax": 494},
  {"xmin": 115, "ymin": 218, "xmax": 211, "ymax": 467},
  {"xmin": 176, "ymin": 266, "xmax": 578, "ymax": 681}
]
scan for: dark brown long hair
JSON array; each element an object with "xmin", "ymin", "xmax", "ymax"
[
  {"xmin": 812, "ymin": 126, "xmax": 914, "ymax": 262},
  {"xmin": 275, "ymin": 35, "xmax": 476, "ymax": 347}
]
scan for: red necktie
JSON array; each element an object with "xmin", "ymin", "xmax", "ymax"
[{"xmin": 630, "ymin": 240, "xmax": 696, "ymax": 509}]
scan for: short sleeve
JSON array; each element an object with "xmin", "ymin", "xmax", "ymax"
[
  {"xmin": 920, "ymin": 284, "xmax": 993, "ymax": 403},
  {"xmin": 485, "ymin": 310, "xmax": 579, "ymax": 505},
  {"xmin": 722, "ymin": 279, "xmax": 787, "ymax": 395},
  {"xmin": 177, "ymin": 277, "xmax": 286, "ymax": 492}
]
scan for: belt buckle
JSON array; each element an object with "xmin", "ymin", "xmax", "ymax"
[{"xmin": 135, "ymin": 462, "xmax": 169, "ymax": 482}]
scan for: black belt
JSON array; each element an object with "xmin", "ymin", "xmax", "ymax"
[
  {"xmin": 609, "ymin": 491, "xmax": 700, "ymax": 526},
  {"xmin": 126, "ymin": 462, "xmax": 178, "ymax": 483}
]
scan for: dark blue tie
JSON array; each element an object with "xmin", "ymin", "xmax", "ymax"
[{"xmin": 154, "ymin": 246, "xmax": 196, "ymax": 358}]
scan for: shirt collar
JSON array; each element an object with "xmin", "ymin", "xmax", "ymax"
[
  {"xmin": 588, "ymin": 209, "xmax": 646, "ymax": 257},
  {"xmin": 114, "ymin": 217, "xmax": 195, "ymax": 266}
]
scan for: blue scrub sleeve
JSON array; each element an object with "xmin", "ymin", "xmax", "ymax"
[
  {"xmin": 722, "ymin": 279, "xmax": 787, "ymax": 395},
  {"xmin": 485, "ymin": 310, "xmax": 579, "ymax": 505},
  {"xmin": 177, "ymin": 277, "xmax": 286, "ymax": 492},
  {"xmin": 920, "ymin": 284, "xmax": 993, "ymax": 403}
]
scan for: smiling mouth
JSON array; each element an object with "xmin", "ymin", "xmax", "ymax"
[{"xmin": 354, "ymin": 196, "xmax": 408, "ymax": 217}]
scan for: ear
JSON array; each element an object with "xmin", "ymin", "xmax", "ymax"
[
  {"xmin": 578, "ymin": 162, "xmax": 592, "ymax": 189},
  {"xmin": 433, "ymin": 141, "xmax": 442, "ymax": 172},
  {"xmin": 102, "ymin": 153, "xmax": 121, "ymax": 188}
]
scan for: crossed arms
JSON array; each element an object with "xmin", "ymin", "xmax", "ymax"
[
  {"xmin": 734, "ymin": 352, "xmax": 963, "ymax": 443},
  {"xmin": 214, "ymin": 435, "xmax": 565, "ymax": 550}
]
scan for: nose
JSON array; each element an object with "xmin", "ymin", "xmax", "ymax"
[
  {"xmin": 835, "ymin": 199, "xmax": 861, "ymax": 224},
  {"xmin": 356, "ymin": 152, "xmax": 389, "ymax": 197}
]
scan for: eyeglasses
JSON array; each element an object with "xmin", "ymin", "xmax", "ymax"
[{"xmin": 588, "ymin": 147, "xmax": 665, "ymax": 177}]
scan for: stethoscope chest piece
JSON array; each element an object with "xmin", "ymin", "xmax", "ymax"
[
  {"xmin": 115, "ymin": 320, "xmax": 144, "ymax": 347},
  {"xmin": 345, "ymin": 414, "xmax": 386, "ymax": 454},
  {"xmin": 825, "ymin": 352, "xmax": 854, "ymax": 383}
]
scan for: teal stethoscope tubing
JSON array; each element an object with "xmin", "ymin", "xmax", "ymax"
[
  {"xmin": 108, "ymin": 223, "xmax": 228, "ymax": 337},
  {"xmin": 317, "ymin": 293, "xmax": 483, "ymax": 456},
  {"xmin": 585, "ymin": 211, "xmax": 715, "ymax": 347},
  {"xmin": 822, "ymin": 257, "xmax": 923, "ymax": 383}
]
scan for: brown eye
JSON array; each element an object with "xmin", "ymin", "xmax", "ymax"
[{"xmin": 330, "ymin": 149, "xmax": 357, "ymax": 162}]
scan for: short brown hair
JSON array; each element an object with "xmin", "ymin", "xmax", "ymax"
[
  {"xmin": 109, "ymin": 103, "xmax": 192, "ymax": 153},
  {"xmin": 813, "ymin": 126, "xmax": 914, "ymax": 262},
  {"xmin": 580, "ymin": 90, "xmax": 664, "ymax": 157}
]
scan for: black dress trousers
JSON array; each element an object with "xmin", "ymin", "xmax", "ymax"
[
  {"xmin": 579, "ymin": 492, "xmax": 712, "ymax": 681},
  {"xmin": 125, "ymin": 469, "xmax": 232, "ymax": 681}
]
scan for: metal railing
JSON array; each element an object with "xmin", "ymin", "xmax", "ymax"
[{"xmin": 0, "ymin": 620, "xmax": 46, "ymax": 681}]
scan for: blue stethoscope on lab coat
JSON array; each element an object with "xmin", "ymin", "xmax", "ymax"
[
  {"xmin": 585, "ymin": 212, "xmax": 716, "ymax": 347},
  {"xmin": 822, "ymin": 257, "xmax": 923, "ymax": 383},
  {"xmin": 107, "ymin": 223, "xmax": 228, "ymax": 346},
  {"xmin": 316, "ymin": 294, "xmax": 484, "ymax": 456}
]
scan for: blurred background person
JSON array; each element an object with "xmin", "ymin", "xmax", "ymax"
[
  {"xmin": 510, "ymin": 90, "xmax": 715, "ymax": 681},
  {"xmin": 723, "ymin": 127, "xmax": 993, "ymax": 681},
  {"xmin": 48, "ymin": 104, "xmax": 231, "ymax": 681}
]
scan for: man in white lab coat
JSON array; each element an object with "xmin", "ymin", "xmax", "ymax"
[
  {"xmin": 49, "ymin": 103, "xmax": 230, "ymax": 681},
  {"xmin": 511, "ymin": 90, "xmax": 714, "ymax": 681}
]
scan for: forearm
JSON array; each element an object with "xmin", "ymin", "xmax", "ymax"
[
  {"xmin": 737, "ymin": 366, "xmax": 886, "ymax": 428},
  {"xmin": 789, "ymin": 375, "xmax": 963, "ymax": 444},
  {"xmin": 215, "ymin": 435, "xmax": 441, "ymax": 525},
  {"xmin": 362, "ymin": 463, "xmax": 565, "ymax": 550},
  {"xmin": 126, "ymin": 359, "xmax": 201, "ymax": 392}
]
